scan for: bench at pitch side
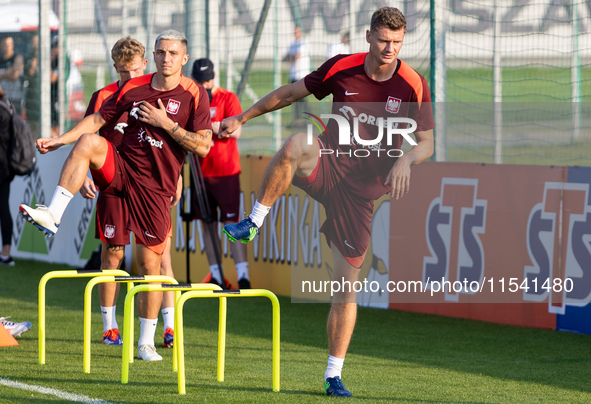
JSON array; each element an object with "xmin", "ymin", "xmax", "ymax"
[
  {"xmin": 175, "ymin": 289, "xmax": 280, "ymax": 395},
  {"xmin": 38, "ymin": 269, "xmax": 130, "ymax": 365},
  {"xmin": 120, "ymin": 283, "xmax": 224, "ymax": 384},
  {"xmin": 83, "ymin": 275, "xmax": 180, "ymax": 373}
]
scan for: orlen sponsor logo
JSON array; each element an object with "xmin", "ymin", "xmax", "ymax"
[
  {"xmin": 524, "ymin": 182, "xmax": 591, "ymax": 314},
  {"xmin": 422, "ymin": 178, "xmax": 488, "ymax": 302},
  {"xmin": 137, "ymin": 128, "xmax": 163, "ymax": 149},
  {"xmin": 304, "ymin": 106, "xmax": 417, "ymax": 158}
]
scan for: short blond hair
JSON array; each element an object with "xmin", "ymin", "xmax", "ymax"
[
  {"xmin": 155, "ymin": 30, "xmax": 187, "ymax": 50},
  {"xmin": 111, "ymin": 37, "xmax": 145, "ymax": 67},
  {"xmin": 370, "ymin": 7, "xmax": 407, "ymax": 33}
]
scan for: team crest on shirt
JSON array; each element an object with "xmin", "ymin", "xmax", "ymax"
[
  {"xmin": 386, "ymin": 96, "xmax": 402, "ymax": 114},
  {"xmin": 166, "ymin": 99, "xmax": 181, "ymax": 114},
  {"xmin": 104, "ymin": 225, "xmax": 116, "ymax": 239},
  {"xmin": 210, "ymin": 107, "xmax": 217, "ymax": 118}
]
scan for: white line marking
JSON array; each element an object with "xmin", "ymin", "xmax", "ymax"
[{"xmin": 0, "ymin": 377, "xmax": 116, "ymax": 404}]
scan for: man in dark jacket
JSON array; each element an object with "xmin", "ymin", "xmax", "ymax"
[{"xmin": 0, "ymin": 84, "xmax": 15, "ymax": 265}]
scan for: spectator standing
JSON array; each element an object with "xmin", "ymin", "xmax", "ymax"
[
  {"xmin": 327, "ymin": 32, "xmax": 351, "ymax": 58},
  {"xmin": 0, "ymin": 36, "xmax": 24, "ymax": 115},
  {"xmin": 0, "ymin": 84, "xmax": 15, "ymax": 266}
]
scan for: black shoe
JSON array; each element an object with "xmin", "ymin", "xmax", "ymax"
[
  {"xmin": 209, "ymin": 277, "xmax": 223, "ymax": 288},
  {"xmin": 238, "ymin": 277, "xmax": 251, "ymax": 289},
  {"xmin": 0, "ymin": 256, "xmax": 15, "ymax": 266}
]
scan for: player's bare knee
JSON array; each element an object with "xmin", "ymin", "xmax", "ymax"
[
  {"xmin": 290, "ymin": 132, "xmax": 317, "ymax": 157},
  {"xmin": 289, "ymin": 132, "xmax": 319, "ymax": 174},
  {"xmin": 101, "ymin": 244, "xmax": 124, "ymax": 269},
  {"xmin": 73, "ymin": 133, "xmax": 107, "ymax": 163}
]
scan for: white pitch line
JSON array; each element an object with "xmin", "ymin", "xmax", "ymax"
[{"xmin": 0, "ymin": 377, "xmax": 116, "ymax": 404}]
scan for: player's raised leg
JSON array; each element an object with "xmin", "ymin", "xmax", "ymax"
[
  {"xmin": 324, "ymin": 242, "xmax": 358, "ymax": 397},
  {"xmin": 223, "ymin": 131, "xmax": 319, "ymax": 242},
  {"xmin": 135, "ymin": 244, "xmax": 164, "ymax": 361},
  {"xmin": 19, "ymin": 133, "xmax": 110, "ymax": 236}
]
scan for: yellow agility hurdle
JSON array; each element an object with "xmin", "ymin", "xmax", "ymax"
[
  {"xmin": 83, "ymin": 275, "xmax": 180, "ymax": 373},
  {"xmin": 175, "ymin": 289, "xmax": 280, "ymax": 395},
  {"xmin": 121, "ymin": 283, "xmax": 223, "ymax": 384},
  {"xmin": 38, "ymin": 269, "xmax": 130, "ymax": 365}
]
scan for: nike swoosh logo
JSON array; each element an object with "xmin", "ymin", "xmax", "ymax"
[
  {"xmin": 344, "ymin": 240, "xmax": 356, "ymax": 250},
  {"xmin": 144, "ymin": 231, "xmax": 157, "ymax": 239},
  {"xmin": 133, "ymin": 101, "xmax": 143, "ymax": 106},
  {"xmin": 345, "ymin": 91, "xmax": 358, "ymax": 96},
  {"xmin": 227, "ymin": 213, "xmax": 236, "ymax": 217},
  {"xmin": 200, "ymin": 66, "xmax": 208, "ymax": 71}
]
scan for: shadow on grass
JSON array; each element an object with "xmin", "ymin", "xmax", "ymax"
[{"xmin": 5, "ymin": 260, "xmax": 591, "ymax": 397}]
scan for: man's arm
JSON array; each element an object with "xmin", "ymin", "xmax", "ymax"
[
  {"xmin": 138, "ymin": 99, "xmax": 212, "ymax": 157},
  {"xmin": 212, "ymin": 121, "xmax": 241, "ymax": 139},
  {"xmin": 384, "ymin": 129, "xmax": 434, "ymax": 200},
  {"xmin": 219, "ymin": 79, "xmax": 311, "ymax": 137},
  {"xmin": 36, "ymin": 112, "xmax": 106, "ymax": 154}
]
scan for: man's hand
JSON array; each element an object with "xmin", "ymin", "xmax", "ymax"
[
  {"xmin": 384, "ymin": 154, "xmax": 412, "ymax": 200},
  {"xmin": 36, "ymin": 137, "xmax": 64, "ymax": 154},
  {"xmin": 138, "ymin": 99, "xmax": 173, "ymax": 129},
  {"xmin": 219, "ymin": 114, "xmax": 244, "ymax": 138},
  {"xmin": 211, "ymin": 121, "xmax": 221, "ymax": 135},
  {"xmin": 80, "ymin": 176, "xmax": 98, "ymax": 199}
]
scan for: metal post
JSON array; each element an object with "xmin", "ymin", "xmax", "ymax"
[
  {"xmin": 58, "ymin": 0, "xmax": 66, "ymax": 135},
  {"xmin": 236, "ymin": 0, "xmax": 273, "ymax": 100},
  {"xmin": 493, "ymin": 0, "xmax": 502, "ymax": 164},
  {"xmin": 349, "ymin": 0, "xmax": 355, "ymax": 52},
  {"xmin": 39, "ymin": 0, "xmax": 51, "ymax": 138},
  {"xmin": 210, "ymin": 0, "xmax": 220, "ymax": 88},
  {"xmin": 433, "ymin": 0, "xmax": 447, "ymax": 162},
  {"xmin": 226, "ymin": 31, "xmax": 233, "ymax": 90},
  {"xmin": 122, "ymin": 0, "xmax": 129, "ymax": 37},
  {"xmin": 145, "ymin": 0, "xmax": 156, "ymax": 73},
  {"xmin": 571, "ymin": 0, "xmax": 581, "ymax": 142},
  {"xmin": 94, "ymin": 0, "xmax": 116, "ymax": 81},
  {"xmin": 273, "ymin": 0, "xmax": 282, "ymax": 150},
  {"xmin": 185, "ymin": 0, "xmax": 200, "ymax": 76}
]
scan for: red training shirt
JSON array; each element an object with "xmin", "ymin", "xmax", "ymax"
[
  {"xmin": 85, "ymin": 81, "xmax": 129, "ymax": 147},
  {"xmin": 99, "ymin": 74, "xmax": 212, "ymax": 196},
  {"xmin": 304, "ymin": 53, "xmax": 435, "ymax": 200},
  {"xmin": 199, "ymin": 87, "xmax": 242, "ymax": 177}
]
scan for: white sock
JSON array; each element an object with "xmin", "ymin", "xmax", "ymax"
[
  {"xmin": 138, "ymin": 317, "xmax": 158, "ymax": 347},
  {"xmin": 325, "ymin": 355, "xmax": 345, "ymax": 380},
  {"xmin": 161, "ymin": 307, "xmax": 174, "ymax": 331},
  {"xmin": 0, "ymin": 254, "xmax": 9, "ymax": 260},
  {"xmin": 210, "ymin": 264, "xmax": 222, "ymax": 284},
  {"xmin": 101, "ymin": 305, "xmax": 118, "ymax": 333},
  {"xmin": 249, "ymin": 201, "xmax": 271, "ymax": 228},
  {"xmin": 236, "ymin": 261, "xmax": 249, "ymax": 280},
  {"xmin": 47, "ymin": 186, "xmax": 73, "ymax": 223}
]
